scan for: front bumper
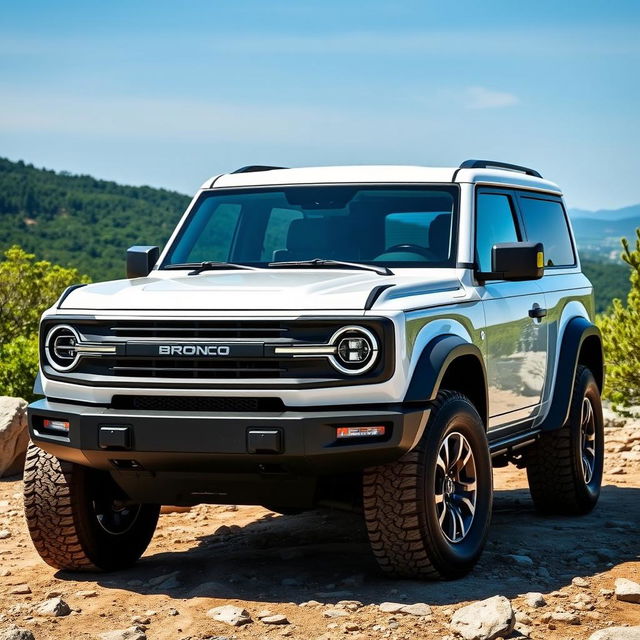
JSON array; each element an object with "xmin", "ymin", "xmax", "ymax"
[{"xmin": 28, "ymin": 398, "xmax": 429, "ymax": 506}]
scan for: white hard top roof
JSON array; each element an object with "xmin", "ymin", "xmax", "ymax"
[{"xmin": 202, "ymin": 164, "xmax": 562, "ymax": 195}]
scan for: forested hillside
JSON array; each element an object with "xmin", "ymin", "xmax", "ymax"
[
  {"xmin": 0, "ymin": 157, "xmax": 190, "ymax": 281},
  {"xmin": 0, "ymin": 156, "xmax": 634, "ymax": 311}
]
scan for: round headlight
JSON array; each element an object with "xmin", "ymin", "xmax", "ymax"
[
  {"xmin": 45, "ymin": 325, "xmax": 81, "ymax": 371},
  {"xmin": 329, "ymin": 326, "xmax": 378, "ymax": 375}
]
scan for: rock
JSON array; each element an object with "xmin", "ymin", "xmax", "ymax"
[
  {"xmin": 379, "ymin": 602, "xmax": 405, "ymax": 613},
  {"xmin": 0, "ymin": 398, "xmax": 28, "ymax": 477},
  {"xmin": 337, "ymin": 600, "xmax": 363, "ymax": 611},
  {"xmin": 507, "ymin": 555, "xmax": 534, "ymax": 567},
  {"xmin": 257, "ymin": 610, "xmax": 274, "ymax": 619},
  {"xmin": 261, "ymin": 615, "xmax": 289, "ymax": 625},
  {"xmin": 9, "ymin": 585, "xmax": 31, "ymax": 595},
  {"xmin": 0, "ymin": 626, "xmax": 36, "ymax": 640},
  {"xmin": 99, "ymin": 626, "xmax": 147, "ymax": 640},
  {"xmin": 131, "ymin": 616, "xmax": 150, "ymax": 625},
  {"xmin": 76, "ymin": 590, "xmax": 98, "ymax": 598},
  {"xmin": 343, "ymin": 622, "xmax": 361, "ymax": 632},
  {"xmin": 572, "ymin": 576, "xmax": 590, "ymax": 588},
  {"xmin": 523, "ymin": 592, "xmax": 546, "ymax": 608},
  {"xmin": 34, "ymin": 597, "xmax": 71, "ymax": 617},
  {"xmin": 589, "ymin": 627, "xmax": 640, "ymax": 640},
  {"xmin": 0, "ymin": 531, "xmax": 11, "ymax": 540},
  {"xmin": 450, "ymin": 596, "xmax": 515, "ymax": 640},
  {"xmin": 615, "ymin": 578, "xmax": 640, "ymax": 603},
  {"xmin": 207, "ymin": 605, "xmax": 252, "ymax": 626},
  {"xmin": 551, "ymin": 611, "xmax": 580, "ymax": 624},
  {"xmin": 322, "ymin": 609, "xmax": 349, "ymax": 618},
  {"xmin": 147, "ymin": 571, "xmax": 181, "ymax": 589},
  {"xmin": 400, "ymin": 603, "xmax": 432, "ymax": 616}
]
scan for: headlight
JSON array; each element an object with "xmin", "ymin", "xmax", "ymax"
[
  {"xmin": 329, "ymin": 326, "xmax": 379, "ymax": 375},
  {"xmin": 44, "ymin": 324, "xmax": 81, "ymax": 372}
]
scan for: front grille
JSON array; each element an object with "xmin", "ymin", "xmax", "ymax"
[
  {"xmin": 111, "ymin": 395, "xmax": 284, "ymax": 412},
  {"xmin": 40, "ymin": 317, "xmax": 393, "ymax": 386}
]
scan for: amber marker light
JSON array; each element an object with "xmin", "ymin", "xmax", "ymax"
[{"xmin": 336, "ymin": 426, "xmax": 386, "ymax": 439}]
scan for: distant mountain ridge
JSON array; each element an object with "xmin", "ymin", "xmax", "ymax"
[
  {"xmin": 568, "ymin": 204, "xmax": 640, "ymax": 220},
  {"xmin": 0, "ymin": 157, "xmax": 190, "ymax": 281}
]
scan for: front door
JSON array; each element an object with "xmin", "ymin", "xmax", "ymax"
[{"xmin": 475, "ymin": 188, "xmax": 548, "ymax": 430}]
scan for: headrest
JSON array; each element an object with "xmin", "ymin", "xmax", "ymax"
[{"xmin": 428, "ymin": 214, "xmax": 451, "ymax": 259}]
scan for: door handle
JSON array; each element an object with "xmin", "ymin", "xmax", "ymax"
[{"xmin": 529, "ymin": 306, "xmax": 547, "ymax": 319}]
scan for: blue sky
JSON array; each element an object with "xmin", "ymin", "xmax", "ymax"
[{"xmin": 0, "ymin": 1, "xmax": 638, "ymax": 209}]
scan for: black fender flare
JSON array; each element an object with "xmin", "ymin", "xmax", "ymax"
[
  {"xmin": 538, "ymin": 316, "xmax": 603, "ymax": 432},
  {"xmin": 404, "ymin": 334, "xmax": 488, "ymax": 410}
]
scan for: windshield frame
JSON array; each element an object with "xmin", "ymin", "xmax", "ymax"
[{"xmin": 159, "ymin": 183, "xmax": 460, "ymax": 271}]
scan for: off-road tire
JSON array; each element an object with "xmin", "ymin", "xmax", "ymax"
[
  {"xmin": 23, "ymin": 442, "xmax": 160, "ymax": 571},
  {"xmin": 526, "ymin": 365, "xmax": 604, "ymax": 515},
  {"xmin": 363, "ymin": 391, "xmax": 493, "ymax": 579}
]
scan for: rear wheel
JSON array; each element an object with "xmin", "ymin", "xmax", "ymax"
[
  {"xmin": 362, "ymin": 391, "xmax": 493, "ymax": 579},
  {"xmin": 23, "ymin": 442, "xmax": 159, "ymax": 571},
  {"xmin": 525, "ymin": 365, "xmax": 604, "ymax": 515}
]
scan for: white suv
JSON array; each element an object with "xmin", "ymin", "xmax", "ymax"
[{"xmin": 25, "ymin": 160, "xmax": 604, "ymax": 579}]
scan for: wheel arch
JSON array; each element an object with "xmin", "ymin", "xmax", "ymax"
[
  {"xmin": 404, "ymin": 334, "xmax": 488, "ymax": 429},
  {"xmin": 538, "ymin": 316, "xmax": 603, "ymax": 432}
]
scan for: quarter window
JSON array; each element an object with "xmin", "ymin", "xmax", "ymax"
[
  {"xmin": 518, "ymin": 196, "xmax": 575, "ymax": 267},
  {"xmin": 475, "ymin": 193, "xmax": 519, "ymax": 272}
]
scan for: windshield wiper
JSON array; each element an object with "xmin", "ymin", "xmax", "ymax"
[
  {"xmin": 268, "ymin": 258, "xmax": 393, "ymax": 276},
  {"xmin": 163, "ymin": 261, "xmax": 261, "ymax": 275}
]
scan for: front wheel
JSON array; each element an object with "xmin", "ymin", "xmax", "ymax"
[
  {"xmin": 525, "ymin": 365, "xmax": 604, "ymax": 515},
  {"xmin": 23, "ymin": 442, "xmax": 159, "ymax": 571},
  {"xmin": 363, "ymin": 391, "xmax": 493, "ymax": 580}
]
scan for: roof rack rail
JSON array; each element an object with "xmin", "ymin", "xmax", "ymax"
[
  {"xmin": 458, "ymin": 159, "xmax": 542, "ymax": 179},
  {"xmin": 232, "ymin": 165, "xmax": 287, "ymax": 174}
]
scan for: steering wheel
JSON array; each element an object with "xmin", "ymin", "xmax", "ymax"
[{"xmin": 382, "ymin": 243, "xmax": 436, "ymax": 259}]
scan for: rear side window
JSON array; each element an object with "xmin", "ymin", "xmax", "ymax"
[
  {"xmin": 518, "ymin": 196, "xmax": 575, "ymax": 267},
  {"xmin": 475, "ymin": 193, "xmax": 519, "ymax": 272}
]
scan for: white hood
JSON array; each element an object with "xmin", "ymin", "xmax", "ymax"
[{"xmin": 59, "ymin": 269, "xmax": 462, "ymax": 312}]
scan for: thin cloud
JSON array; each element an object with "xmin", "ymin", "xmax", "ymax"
[{"xmin": 465, "ymin": 86, "xmax": 519, "ymax": 110}]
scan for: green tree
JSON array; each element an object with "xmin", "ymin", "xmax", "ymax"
[
  {"xmin": 597, "ymin": 229, "xmax": 640, "ymax": 414},
  {"xmin": 0, "ymin": 246, "xmax": 90, "ymax": 401}
]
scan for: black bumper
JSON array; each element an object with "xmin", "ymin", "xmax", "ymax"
[{"xmin": 28, "ymin": 398, "xmax": 429, "ymax": 506}]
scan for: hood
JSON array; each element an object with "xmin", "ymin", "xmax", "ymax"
[{"xmin": 59, "ymin": 269, "xmax": 462, "ymax": 312}]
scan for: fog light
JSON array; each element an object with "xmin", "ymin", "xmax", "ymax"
[
  {"xmin": 336, "ymin": 425, "xmax": 386, "ymax": 439},
  {"xmin": 43, "ymin": 418, "xmax": 70, "ymax": 432}
]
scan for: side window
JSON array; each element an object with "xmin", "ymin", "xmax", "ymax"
[
  {"xmin": 187, "ymin": 203, "xmax": 242, "ymax": 263},
  {"xmin": 475, "ymin": 192, "xmax": 519, "ymax": 272},
  {"xmin": 518, "ymin": 196, "xmax": 575, "ymax": 267},
  {"xmin": 261, "ymin": 208, "xmax": 304, "ymax": 261}
]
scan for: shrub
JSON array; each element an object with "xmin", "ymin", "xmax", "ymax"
[
  {"xmin": 0, "ymin": 246, "xmax": 90, "ymax": 400},
  {"xmin": 597, "ymin": 230, "xmax": 640, "ymax": 414}
]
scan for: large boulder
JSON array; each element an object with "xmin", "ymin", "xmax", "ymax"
[
  {"xmin": 0, "ymin": 397, "xmax": 28, "ymax": 477},
  {"xmin": 450, "ymin": 596, "xmax": 515, "ymax": 640}
]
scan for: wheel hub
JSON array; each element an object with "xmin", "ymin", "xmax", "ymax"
[
  {"xmin": 580, "ymin": 396, "xmax": 597, "ymax": 484},
  {"xmin": 434, "ymin": 432, "xmax": 478, "ymax": 544}
]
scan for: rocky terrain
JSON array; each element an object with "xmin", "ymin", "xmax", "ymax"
[{"xmin": 0, "ymin": 410, "xmax": 638, "ymax": 640}]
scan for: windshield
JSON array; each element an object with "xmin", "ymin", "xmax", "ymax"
[{"xmin": 162, "ymin": 185, "xmax": 458, "ymax": 269}]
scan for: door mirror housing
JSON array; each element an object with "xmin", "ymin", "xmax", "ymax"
[
  {"xmin": 126, "ymin": 246, "xmax": 159, "ymax": 279},
  {"xmin": 477, "ymin": 242, "xmax": 544, "ymax": 283}
]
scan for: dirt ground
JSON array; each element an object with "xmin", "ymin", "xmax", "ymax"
[{"xmin": 0, "ymin": 423, "xmax": 639, "ymax": 640}]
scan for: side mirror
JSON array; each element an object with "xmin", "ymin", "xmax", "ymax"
[
  {"xmin": 126, "ymin": 246, "xmax": 159, "ymax": 279},
  {"xmin": 477, "ymin": 242, "xmax": 544, "ymax": 282}
]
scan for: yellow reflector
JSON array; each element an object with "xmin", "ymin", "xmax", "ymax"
[
  {"xmin": 43, "ymin": 418, "xmax": 70, "ymax": 432},
  {"xmin": 536, "ymin": 251, "xmax": 544, "ymax": 268},
  {"xmin": 336, "ymin": 426, "xmax": 386, "ymax": 439}
]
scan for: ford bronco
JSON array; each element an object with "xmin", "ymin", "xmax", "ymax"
[{"xmin": 25, "ymin": 160, "xmax": 604, "ymax": 579}]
